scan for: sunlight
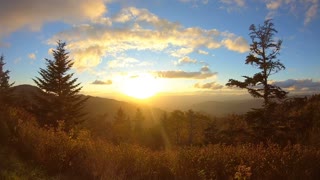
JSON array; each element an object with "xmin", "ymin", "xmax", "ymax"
[{"xmin": 120, "ymin": 73, "xmax": 162, "ymax": 99}]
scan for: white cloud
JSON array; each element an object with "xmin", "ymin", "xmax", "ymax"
[
  {"xmin": 272, "ymin": 79, "xmax": 320, "ymax": 92},
  {"xmin": 198, "ymin": 50, "xmax": 209, "ymax": 55},
  {"xmin": 219, "ymin": 0, "xmax": 318, "ymax": 25},
  {"xmin": 222, "ymin": 36, "xmax": 249, "ymax": 53},
  {"xmin": 71, "ymin": 45, "xmax": 105, "ymax": 71},
  {"xmin": 48, "ymin": 48, "xmax": 54, "ymax": 55},
  {"xmin": 108, "ymin": 56, "xmax": 152, "ymax": 68},
  {"xmin": 49, "ymin": 7, "xmax": 247, "ymax": 71},
  {"xmin": 305, "ymin": 0, "xmax": 318, "ymax": 25},
  {"xmin": 266, "ymin": 0, "xmax": 282, "ymax": 10},
  {"xmin": 263, "ymin": 0, "xmax": 318, "ymax": 25},
  {"xmin": 28, "ymin": 53, "xmax": 36, "ymax": 60},
  {"xmin": 171, "ymin": 47, "xmax": 194, "ymax": 57},
  {"xmin": 174, "ymin": 56, "xmax": 197, "ymax": 65},
  {"xmin": 0, "ymin": 0, "xmax": 107, "ymax": 39}
]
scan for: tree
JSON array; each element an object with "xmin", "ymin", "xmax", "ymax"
[
  {"xmin": 0, "ymin": 55, "xmax": 14, "ymax": 106},
  {"xmin": 226, "ymin": 19, "xmax": 287, "ymax": 107},
  {"xmin": 33, "ymin": 40, "xmax": 87, "ymax": 130},
  {"xmin": 112, "ymin": 107, "xmax": 131, "ymax": 144}
]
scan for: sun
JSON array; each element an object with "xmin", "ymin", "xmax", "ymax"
[{"xmin": 120, "ymin": 73, "xmax": 162, "ymax": 99}]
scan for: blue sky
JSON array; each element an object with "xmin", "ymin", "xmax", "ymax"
[{"xmin": 0, "ymin": 0, "xmax": 319, "ymax": 99}]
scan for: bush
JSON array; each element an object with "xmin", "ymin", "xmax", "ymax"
[{"xmin": 6, "ymin": 106, "xmax": 320, "ymax": 179}]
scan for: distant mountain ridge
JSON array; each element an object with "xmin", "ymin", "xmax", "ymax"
[
  {"xmin": 11, "ymin": 84, "xmax": 165, "ymax": 125},
  {"xmin": 189, "ymin": 99, "xmax": 264, "ymax": 117},
  {"xmin": 13, "ymin": 84, "xmax": 294, "ymax": 119}
]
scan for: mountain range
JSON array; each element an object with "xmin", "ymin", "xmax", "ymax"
[{"xmin": 12, "ymin": 84, "xmax": 263, "ymax": 121}]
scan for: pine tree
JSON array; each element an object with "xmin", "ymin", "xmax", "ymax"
[
  {"xmin": 226, "ymin": 20, "xmax": 288, "ymax": 141},
  {"xmin": 33, "ymin": 40, "xmax": 87, "ymax": 129},
  {"xmin": 226, "ymin": 19, "xmax": 287, "ymax": 107},
  {"xmin": 0, "ymin": 55, "xmax": 14, "ymax": 106}
]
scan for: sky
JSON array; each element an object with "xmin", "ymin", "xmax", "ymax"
[{"xmin": 0, "ymin": 0, "xmax": 319, "ymax": 101}]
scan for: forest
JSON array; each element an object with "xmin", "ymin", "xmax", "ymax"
[{"xmin": 1, "ymin": 20, "xmax": 320, "ymax": 179}]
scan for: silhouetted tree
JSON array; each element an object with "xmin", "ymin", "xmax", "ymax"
[
  {"xmin": 112, "ymin": 107, "xmax": 131, "ymax": 143},
  {"xmin": 0, "ymin": 55, "xmax": 14, "ymax": 106},
  {"xmin": 133, "ymin": 108, "xmax": 145, "ymax": 132},
  {"xmin": 226, "ymin": 19, "xmax": 287, "ymax": 107},
  {"xmin": 33, "ymin": 41, "xmax": 87, "ymax": 130}
]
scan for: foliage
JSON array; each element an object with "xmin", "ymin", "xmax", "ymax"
[
  {"xmin": 33, "ymin": 40, "xmax": 87, "ymax": 130},
  {"xmin": 0, "ymin": 147, "xmax": 49, "ymax": 180},
  {"xmin": 111, "ymin": 107, "xmax": 132, "ymax": 144},
  {"xmin": 0, "ymin": 54, "xmax": 14, "ymax": 106},
  {"xmin": 1, "ymin": 104, "xmax": 320, "ymax": 179},
  {"xmin": 205, "ymin": 114, "xmax": 252, "ymax": 145},
  {"xmin": 226, "ymin": 19, "xmax": 287, "ymax": 107},
  {"xmin": 162, "ymin": 110, "xmax": 210, "ymax": 146}
]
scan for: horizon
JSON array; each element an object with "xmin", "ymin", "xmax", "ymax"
[{"xmin": 13, "ymin": 83, "xmax": 315, "ymax": 112}]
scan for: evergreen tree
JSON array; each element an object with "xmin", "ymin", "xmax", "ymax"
[
  {"xmin": 226, "ymin": 19, "xmax": 287, "ymax": 107},
  {"xmin": 33, "ymin": 40, "xmax": 87, "ymax": 129},
  {"xmin": 112, "ymin": 107, "xmax": 131, "ymax": 143},
  {"xmin": 226, "ymin": 20, "xmax": 288, "ymax": 141},
  {"xmin": 0, "ymin": 55, "xmax": 14, "ymax": 106}
]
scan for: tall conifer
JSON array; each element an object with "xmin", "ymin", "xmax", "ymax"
[
  {"xmin": 33, "ymin": 41, "xmax": 87, "ymax": 129},
  {"xmin": 0, "ymin": 55, "xmax": 14, "ymax": 106}
]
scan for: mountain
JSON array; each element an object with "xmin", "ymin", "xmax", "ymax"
[
  {"xmin": 11, "ymin": 84, "xmax": 266, "ymax": 120},
  {"xmin": 189, "ymin": 99, "xmax": 263, "ymax": 117},
  {"xmin": 11, "ymin": 85, "xmax": 165, "ymax": 126}
]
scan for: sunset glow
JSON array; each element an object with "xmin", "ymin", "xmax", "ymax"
[{"xmin": 120, "ymin": 73, "xmax": 163, "ymax": 99}]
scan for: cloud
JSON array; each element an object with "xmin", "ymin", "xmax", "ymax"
[
  {"xmin": 174, "ymin": 56, "xmax": 197, "ymax": 65},
  {"xmin": 48, "ymin": 48, "xmax": 54, "ymax": 55},
  {"xmin": 263, "ymin": 0, "xmax": 318, "ymax": 25},
  {"xmin": 71, "ymin": 45, "xmax": 105, "ymax": 70},
  {"xmin": 198, "ymin": 50, "xmax": 209, "ymax": 55},
  {"xmin": 305, "ymin": 0, "xmax": 318, "ymax": 25},
  {"xmin": 200, "ymin": 65, "xmax": 210, "ymax": 72},
  {"xmin": 171, "ymin": 47, "xmax": 194, "ymax": 57},
  {"xmin": 178, "ymin": 0, "xmax": 210, "ymax": 5},
  {"xmin": 194, "ymin": 81, "xmax": 224, "ymax": 90},
  {"xmin": 220, "ymin": 0, "xmax": 245, "ymax": 7},
  {"xmin": 154, "ymin": 67, "xmax": 217, "ymax": 79},
  {"xmin": 222, "ymin": 36, "xmax": 249, "ymax": 53},
  {"xmin": 218, "ymin": 0, "xmax": 318, "ymax": 25},
  {"xmin": 92, "ymin": 80, "xmax": 112, "ymax": 85},
  {"xmin": 0, "ymin": 0, "xmax": 107, "ymax": 39},
  {"xmin": 266, "ymin": 0, "xmax": 282, "ymax": 10},
  {"xmin": 49, "ymin": 7, "xmax": 247, "ymax": 71},
  {"xmin": 108, "ymin": 56, "xmax": 152, "ymax": 68},
  {"xmin": 28, "ymin": 53, "xmax": 36, "ymax": 60},
  {"xmin": 272, "ymin": 79, "xmax": 320, "ymax": 92}
]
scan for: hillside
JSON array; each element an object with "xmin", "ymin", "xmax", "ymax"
[
  {"xmin": 12, "ymin": 84, "xmax": 165, "ymax": 125},
  {"xmin": 12, "ymin": 84, "xmax": 264, "ymax": 119}
]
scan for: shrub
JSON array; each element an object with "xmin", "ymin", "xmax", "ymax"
[{"xmin": 7, "ymin": 106, "xmax": 320, "ymax": 180}]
